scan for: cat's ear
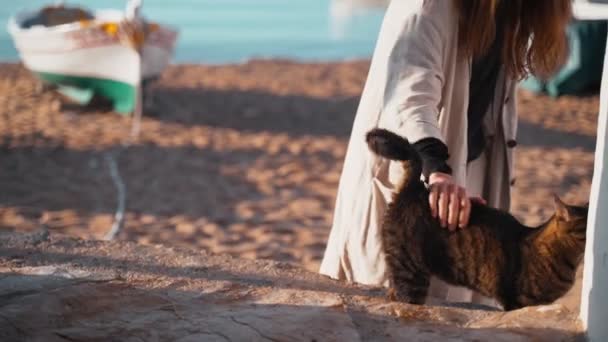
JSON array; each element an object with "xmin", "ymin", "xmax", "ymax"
[{"xmin": 553, "ymin": 194, "xmax": 572, "ymax": 222}]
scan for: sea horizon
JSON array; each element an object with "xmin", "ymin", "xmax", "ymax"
[{"xmin": 0, "ymin": 0, "xmax": 386, "ymax": 64}]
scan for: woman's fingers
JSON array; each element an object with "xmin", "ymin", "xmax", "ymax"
[
  {"xmin": 459, "ymin": 192, "xmax": 472, "ymax": 229},
  {"xmin": 448, "ymin": 187, "xmax": 460, "ymax": 231},
  {"xmin": 438, "ymin": 184, "xmax": 449, "ymax": 228},
  {"xmin": 471, "ymin": 196, "xmax": 487, "ymax": 205},
  {"xmin": 429, "ymin": 185, "xmax": 439, "ymax": 218},
  {"xmin": 427, "ymin": 173, "xmax": 480, "ymax": 230}
]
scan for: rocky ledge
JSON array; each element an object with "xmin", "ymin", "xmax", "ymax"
[{"xmin": 0, "ymin": 231, "xmax": 585, "ymax": 341}]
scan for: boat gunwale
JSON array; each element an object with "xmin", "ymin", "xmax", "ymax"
[{"xmin": 7, "ymin": 7, "xmax": 177, "ymax": 38}]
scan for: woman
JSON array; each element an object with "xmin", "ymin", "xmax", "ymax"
[{"xmin": 320, "ymin": 0, "xmax": 572, "ymax": 306}]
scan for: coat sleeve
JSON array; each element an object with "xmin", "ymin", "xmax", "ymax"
[{"xmin": 381, "ymin": 2, "xmax": 449, "ymax": 145}]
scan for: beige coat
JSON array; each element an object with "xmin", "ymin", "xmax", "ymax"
[{"xmin": 319, "ymin": 0, "xmax": 518, "ymax": 304}]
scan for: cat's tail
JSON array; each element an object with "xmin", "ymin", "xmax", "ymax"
[{"xmin": 365, "ymin": 128, "xmax": 423, "ymax": 184}]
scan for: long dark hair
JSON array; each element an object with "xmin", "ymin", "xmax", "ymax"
[{"xmin": 454, "ymin": 0, "xmax": 572, "ymax": 79}]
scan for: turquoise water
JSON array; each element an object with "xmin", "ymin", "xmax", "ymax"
[{"xmin": 0, "ymin": 0, "xmax": 385, "ymax": 64}]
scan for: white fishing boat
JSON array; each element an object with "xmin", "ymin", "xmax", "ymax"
[{"xmin": 7, "ymin": 0, "xmax": 178, "ymax": 115}]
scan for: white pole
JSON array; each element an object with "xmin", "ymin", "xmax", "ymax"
[
  {"xmin": 580, "ymin": 33, "xmax": 608, "ymax": 341},
  {"xmin": 124, "ymin": 0, "xmax": 144, "ymax": 140},
  {"xmin": 126, "ymin": 0, "xmax": 143, "ymax": 20}
]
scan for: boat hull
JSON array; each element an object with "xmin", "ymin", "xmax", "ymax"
[
  {"xmin": 37, "ymin": 71, "xmax": 137, "ymax": 113},
  {"xmin": 8, "ymin": 8, "xmax": 177, "ymax": 114}
]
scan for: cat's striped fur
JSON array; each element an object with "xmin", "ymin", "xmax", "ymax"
[{"xmin": 366, "ymin": 128, "xmax": 588, "ymax": 311}]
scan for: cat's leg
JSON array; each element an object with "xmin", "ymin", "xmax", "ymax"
[
  {"xmin": 385, "ymin": 253, "xmax": 430, "ymax": 305},
  {"xmin": 502, "ymin": 299, "xmax": 523, "ymax": 311}
]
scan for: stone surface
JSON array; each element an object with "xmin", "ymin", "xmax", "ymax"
[{"xmin": 0, "ymin": 231, "xmax": 585, "ymax": 341}]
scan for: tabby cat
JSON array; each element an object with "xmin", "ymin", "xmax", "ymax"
[{"xmin": 366, "ymin": 128, "xmax": 588, "ymax": 311}]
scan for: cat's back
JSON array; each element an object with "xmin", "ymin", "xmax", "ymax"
[
  {"xmin": 469, "ymin": 203, "xmax": 532, "ymax": 240},
  {"xmin": 421, "ymin": 202, "xmax": 531, "ymax": 296}
]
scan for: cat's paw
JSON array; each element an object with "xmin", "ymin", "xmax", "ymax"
[
  {"xmin": 387, "ymin": 287, "xmax": 426, "ymax": 305},
  {"xmin": 387, "ymin": 287, "xmax": 399, "ymax": 301}
]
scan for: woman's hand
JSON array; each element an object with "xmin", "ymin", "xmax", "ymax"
[{"xmin": 428, "ymin": 172, "xmax": 486, "ymax": 231}]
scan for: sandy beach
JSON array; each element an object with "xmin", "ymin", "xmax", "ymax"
[{"xmin": 0, "ymin": 60, "xmax": 597, "ymax": 275}]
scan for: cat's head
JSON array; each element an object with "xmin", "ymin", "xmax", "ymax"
[{"xmin": 552, "ymin": 194, "xmax": 588, "ymax": 242}]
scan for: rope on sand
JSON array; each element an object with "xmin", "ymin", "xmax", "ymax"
[
  {"xmin": 104, "ymin": 153, "xmax": 126, "ymax": 241},
  {"xmin": 104, "ymin": 79, "xmax": 142, "ymax": 239}
]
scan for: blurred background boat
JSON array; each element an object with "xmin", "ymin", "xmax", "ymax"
[
  {"xmin": 7, "ymin": 0, "xmax": 178, "ymax": 114},
  {"xmin": 329, "ymin": 0, "xmax": 388, "ymax": 40}
]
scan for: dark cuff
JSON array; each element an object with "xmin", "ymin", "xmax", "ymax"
[{"xmin": 412, "ymin": 137, "xmax": 452, "ymax": 179}]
